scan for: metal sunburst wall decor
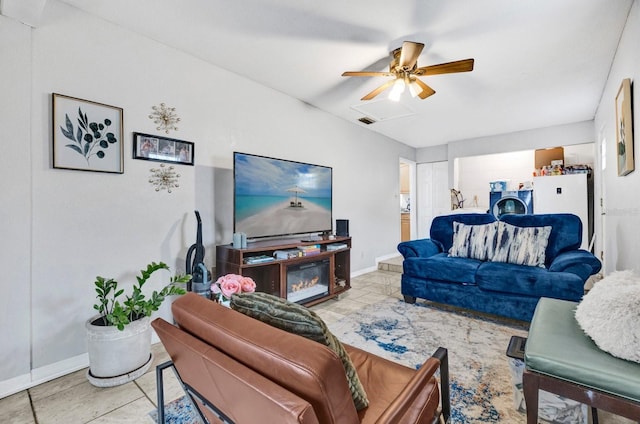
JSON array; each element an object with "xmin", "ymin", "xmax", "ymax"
[
  {"xmin": 149, "ymin": 102, "xmax": 180, "ymax": 133},
  {"xmin": 149, "ymin": 163, "xmax": 180, "ymax": 193}
]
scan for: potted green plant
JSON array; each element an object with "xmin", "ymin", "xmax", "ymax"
[{"xmin": 86, "ymin": 261, "xmax": 190, "ymax": 387}]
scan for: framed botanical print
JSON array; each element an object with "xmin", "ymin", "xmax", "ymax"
[{"xmin": 52, "ymin": 93, "xmax": 124, "ymax": 173}]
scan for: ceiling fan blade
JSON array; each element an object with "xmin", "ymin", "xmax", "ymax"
[
  {"xmin": 361, "ymin": 79, "xmax": 396, "ymax": 100},
  {"xmin": 398, "ymin": 41, "xmax": 424, "ymax": 69},
  {"xmin": 413, "ymin": 78, "xmax": 436, "ymax": 99},
  {"xmin": 415, "ymin": 58, "xmax": 475, "ymax": 76},
  {"xmin": 342, "ymin": 71, "xmax": 394, "ymax": 77}
]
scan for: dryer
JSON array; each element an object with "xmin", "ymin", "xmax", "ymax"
[{"xmin": 489, "ymin": 190, "xmax": 534, "ymax": 218}]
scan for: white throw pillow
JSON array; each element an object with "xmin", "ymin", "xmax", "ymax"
[
  {"xmin": 491, "ymin": 221, "xmax": 551, "ymax": 267},
  {"xmin": 449, "ymin": 221, "xmax": 498, "ymax": 261},
  {"xmin": 575, "ymin": 270, "xmax": 640, "ymax": 363}
]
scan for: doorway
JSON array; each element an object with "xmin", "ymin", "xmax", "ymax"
[
  {"xmin": 399, "ymin": 159, "xmax": 415, "ymax": 241},
  {"xmin": 597, "ymin": 126, "xmax": 607, "ymax": 271}
]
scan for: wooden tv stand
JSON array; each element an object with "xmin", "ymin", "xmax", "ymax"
[{"xmin": 215, "ymin": 237, "xmax": 351, "ymax": 306}]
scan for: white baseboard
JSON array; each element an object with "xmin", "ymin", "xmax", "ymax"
[
  {"xmin": 376, "ymin": 252, "xmax": 401, "ymax": 263},
  {"xmin": 0, "ymin": 353, "xmax": 89, "ymax": 399},
  {"xmin": 351, "ymin": 252, "xmax": 401, "ymax": 278},
  {"xmin": 0, "ymin": 374, "xmax": 31, "ymax": 400},
  {"xmin": 352, "ymin": 266, "xmax": 377, "ymax": 277},
  {"xmin": 30, "ymin": 352, "xmax": 89, "ymax": 382}
]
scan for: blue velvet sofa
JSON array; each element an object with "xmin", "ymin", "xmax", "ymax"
[{"xmin": 397, "ymin": 213, "xmax": 601, "ymax": 322}]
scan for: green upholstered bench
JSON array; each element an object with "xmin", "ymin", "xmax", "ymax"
[{"xmin": 523, "ymin": 297, "xmax": 640, "ymax": 423}]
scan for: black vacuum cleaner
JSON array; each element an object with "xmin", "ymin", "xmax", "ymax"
[{"xmin": 185, "ymin": 210, "xmax": 211, "ymax": 298}]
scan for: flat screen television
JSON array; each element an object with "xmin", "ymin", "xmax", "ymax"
[{"xmin": 233, "ymin": 152, "xmax": 333, "ymax": 239}]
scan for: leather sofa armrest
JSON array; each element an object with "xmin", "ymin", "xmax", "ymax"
[
  {"xmin": 397, "ymin": 239, "xmax": 444, "ymax": 259},
  {"xmin": 548, "ymin": 250, "xmax": 602, "ymax": 280},
  {"xmin": 376, "ymin": 347, "xmax": 450, "ymax": 424}
]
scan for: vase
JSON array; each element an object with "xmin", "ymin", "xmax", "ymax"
[
  {"xmin": 85, "ymin": 315, "xmax": 153, "ymax": 387},
  {"xmin": 219, "ymin": 297, "xmax": 231, "ymax": 308}
]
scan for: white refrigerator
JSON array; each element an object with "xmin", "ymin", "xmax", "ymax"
[{"xmin": 533, "ymin": 174, "xmax": 592, "ymax": 250}]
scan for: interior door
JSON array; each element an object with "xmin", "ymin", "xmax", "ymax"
[{"xmin": 416, "ymin": 161, "xmax": 449, "ymax": 239}]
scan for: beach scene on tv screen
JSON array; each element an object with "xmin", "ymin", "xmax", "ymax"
[{"xmin": 235, "ymin": 153, "xmax": 332, "ymax": 238}]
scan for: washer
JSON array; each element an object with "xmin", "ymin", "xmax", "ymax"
[{"xmin": 489, "ymin": 190, "xmax": 534, "ymax": 218}]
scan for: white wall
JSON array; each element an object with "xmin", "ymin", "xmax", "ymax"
[
  {"xmin": 0, "ymin": 14, "xmax": 32, "ymax": 391},
  {"xmin": 0, "ymin": 0, "xmax": 414, "ymax": 396},
  {"xmin": 447, "ymin": 121, "xmax": 595, "ymax": 159},
  {"xmin": 446, "ymin": 121, "xmax": 595, "ymax": 187},
  {"xmin": 415, "ymin": 121, "xmax": 595, "ymax": 204},
  {"xmin": 416, "ymin": 143, "xmax": 448, "ymax": 163},
  {"xmin": 593, "ymin": 0, "xmax": 640, "ymax": 274},
  {"xmin": 455, "ymin": 144, "xmax": 595, "ymax": 212},
  {"xmin": 456, "ymin": 150, "xmax": 535, "ymax": 211}
]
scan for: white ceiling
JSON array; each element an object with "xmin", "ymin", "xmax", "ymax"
[{"xmin": 11, "ymin": 0, "xmax": 634, "ymax": 148}]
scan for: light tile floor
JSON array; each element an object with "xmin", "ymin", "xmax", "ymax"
[{"xmin": 0, "ymin": 269, "xmax": 402, "ymax": 424}]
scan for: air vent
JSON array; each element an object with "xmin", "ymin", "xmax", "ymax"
[
  {"xmin": 358, "ymin": 117, "xmax": 376, "ymax": 125},
  {"xmin": 351, "ymin": 99, "xmax": 416, "ymax": 122}
]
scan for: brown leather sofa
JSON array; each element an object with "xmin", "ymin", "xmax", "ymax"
[{"xmin": 152, "ymin": 292, "xmax": 449, "ymax": 424}]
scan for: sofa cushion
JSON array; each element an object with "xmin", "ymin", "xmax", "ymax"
[
  {"xmin": 492, "ymin": 221, "xmax": 551, "ymax": 267},
  {"xmin": 230, "ymin": 292, "xmax": 369, "ymax": 410},
  {"xmin": 430, "ymin": 213, "xmax": 497, "ymax": 252},
  {"xmin": 344, "ymin": 344, "xmax": 440, "ymax": 422},
  {"xmin": 476, "ymin": 262, "xmax": 584, "ymax": 300},
  {"xmin": 500, "ymin": 214, "xmax": 582, "ymax": 265},
  {"xmin": 449, "ymin": 221, "xmax": 498, "ymax": 261},
  {"xmin": 403, "ymin": 253, "xmax": 481, "ymax": 285}
]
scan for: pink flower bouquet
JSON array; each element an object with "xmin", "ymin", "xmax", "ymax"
[{"xmin": 212, "ymin": 274, "xmax": 256, "ymax": 304}]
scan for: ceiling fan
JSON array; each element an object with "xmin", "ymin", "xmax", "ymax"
[{"xmin": 342, "ymin": 41, "xmax": 474, "ymax": 101}]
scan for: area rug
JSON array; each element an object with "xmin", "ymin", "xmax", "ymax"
[
  {"xmin": 329, "ymin": 298, "xmax": 529, "ymax": 423},
  {"xmin": 150, "ymin": 298, "xmax": 528, "ymax": 424},
  {"xmin": 149, "ymin": 395, "xmax": 203, "ymax": 424},
  {"xmin": 149, "ymin": 299, "xmax": 628, "ymax": 423}
]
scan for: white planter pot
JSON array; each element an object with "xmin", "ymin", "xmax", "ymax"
[{"xmin": 86, "ymin": 315, "xmax": 152, "ymax": 385}]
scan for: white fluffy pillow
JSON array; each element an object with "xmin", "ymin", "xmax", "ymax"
[{"xmin": 575, "ymin": 270, "xmax": 640, "ymax": 363}]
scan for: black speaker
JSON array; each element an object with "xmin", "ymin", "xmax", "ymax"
[{"xmin": 336, "ymin": 219, "xmax": 349, "ymax": 237}]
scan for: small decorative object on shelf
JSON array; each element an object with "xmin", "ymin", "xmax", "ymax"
[
  {"xmin": 149, "ymin": 102, "xmax": 180, "ymax": 134},
  {"xmin": 326, "ymin": 243, "xmax": 348, "ymax": 251},
  {"xmin": 149, "ymin": 163, "xmax": 180, "ymax": 193},
  {"xmin": 244, "ymin": 254, "xmax": 275, "ymax": 264},
  {"xmin": 212, "ymin": 274, "xmax": 256, "ymax": 306}
]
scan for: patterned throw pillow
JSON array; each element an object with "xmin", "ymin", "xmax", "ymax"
[
  {"xmin": 230, "ymin": 292, "xmax": 369, "ymax": 410},
  {"xmin": 491, "ymin": 221, "xmax": 552, "ymax": 267},
  {"xmin": 449, "ymin": 221, "xmax": 498, "ymax": 261}
]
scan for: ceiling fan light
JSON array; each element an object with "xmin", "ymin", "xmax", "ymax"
[
  {"xmin": 388, "ymin": 79, "xmax": 405, "ymax": 102},
  {"xmin": 408, "ymin": 81, "xmax": 421, "ymax": 98}
]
